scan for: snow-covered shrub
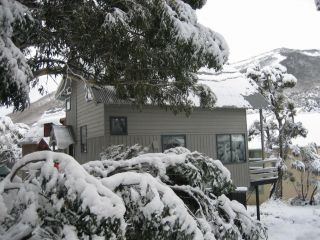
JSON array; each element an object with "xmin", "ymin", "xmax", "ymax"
[
  {"xmin": 85, "ymin": 146, "xmax": 267, "ymax": 239},
  {"xmin": 0, "ymin": 151, "xmax": 126, "ymax": 239},
  {"xmin": 0, "ymin": 116, "xmax": 29, "ymax": 174},
  {"xmin": 290, "ymin": 143, "xmax": 320, "ymax": 205},
  {"xmin": 0, "ymin": 148, "xmax": 267, "ymax": 239},
  {"xmin": 100, "ymin": 144, "xmax": 148, "ymax": 161}
]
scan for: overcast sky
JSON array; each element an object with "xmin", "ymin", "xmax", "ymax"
[{"xmin": 197, "ymin": 0, "xmax": 320, "ymax": 62}]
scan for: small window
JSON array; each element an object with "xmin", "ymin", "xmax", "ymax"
[
  {"xmin": 66, "ymin": 98, "xmax": 71, "ymax": 111},
  {"xmin": 162, "ymin": 135, "xmax": 186, "ymax": 151},
  {"xmin": 80, "ymin": 126, "xmax": 87, "ymax": 153},
  {"xmin": 217, "ymin": 134, "xmax": 246, "ymax": 164},
  {"xmin": 110, "ymin": 117, "xmax": 127, "ymax": 135}
]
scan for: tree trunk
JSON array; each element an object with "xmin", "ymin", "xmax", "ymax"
[
  {"xmin": 309, "ymin": 186, "xmax": 318, "ymax": 205},
  {"xmin": 272, "ymin": 118, "xmax": 284, "ymax": 199}
]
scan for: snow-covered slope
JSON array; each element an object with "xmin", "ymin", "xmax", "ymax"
[
  {"xmin": 232, "ymin": 48, "xmax": 320, "ymax": 111},
  {"xmin": 7, "ymin": 92, "xmax": 64, "ymax": 126}
]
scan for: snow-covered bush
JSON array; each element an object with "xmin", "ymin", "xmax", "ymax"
[
  {"xmin": 0, "ymin": 148, "xmax": 267, "ymax": 239},
  {"xmin": 86, "ymin": 146, "xmax": 266, "ymax": 239},
  {"xmin": 290, "ymin": 143, "xmax": 320, "ymax": 205},
  {"xmin": 100, "ymin": 144, "xmax": 148, "ymax": 161},
  {"xmin": 0, "ymin": 151, "xmax": 125, "ymax": 239},
  {"xmin": 0, "ymin": 116, "xmax": 29, "ymax": 173}
]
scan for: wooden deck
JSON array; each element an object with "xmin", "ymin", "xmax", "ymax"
[{"xmin": 249, "ymin": 157, "xmax": 279, "ymax": 186}]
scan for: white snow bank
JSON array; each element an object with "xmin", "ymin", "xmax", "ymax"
[{"xmin": 248, "ymin": 200, "xmax": 320, "ymax": 240}]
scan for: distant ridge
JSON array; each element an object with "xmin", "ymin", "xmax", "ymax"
[{"xmin": 231, "ymin": 48, "xmax": 320, "ymax": 111}]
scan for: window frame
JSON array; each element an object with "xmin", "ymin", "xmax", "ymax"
[
  {"xmin": 66, "ymin": 97, "xmax": 71, "ymax": 111},
  {"xmin": 216, "ymin": 133, "xmax": 246, "ymax": 164},
  {"xmin": 80, "ymin": 125, "xmax": 87, "ymax": 153},
  {"xmin": 110, "ymin": 116, "xmax": 128, "ymax": 135},
  {"xmin": 161, "ymin": 134, "xmax": 187, "ymax": 152}
]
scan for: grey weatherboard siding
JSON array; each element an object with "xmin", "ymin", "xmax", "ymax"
[{"xmin": 67, "ymin": 81, "xmax": 250, "ymax": 187}]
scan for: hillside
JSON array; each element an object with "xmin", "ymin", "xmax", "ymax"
[
  {"xmin": 8, "ymin": 92, "xmax": 64, "ymax": 126},
  {"xmin": 231, "ymin": 48, "xmax": 320, "ymax": 111}
]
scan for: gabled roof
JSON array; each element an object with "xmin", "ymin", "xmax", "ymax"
[{"xmin": 56, "ymin": 66, "xmax": 268, "ymax": 109}]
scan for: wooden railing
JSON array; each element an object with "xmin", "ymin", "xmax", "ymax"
[{"xmin": 249, "ymin": 157, "xmax": 279, "ymax": 186}]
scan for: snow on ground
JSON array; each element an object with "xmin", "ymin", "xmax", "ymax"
[{"xmin": 248, "ymin": 200, "xmax": 320, "ymax": 240}]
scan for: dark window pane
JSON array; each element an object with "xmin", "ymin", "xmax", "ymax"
[
  {"xmin": 217, "ymin": 135, "xmax": 231, "ymax": 163},
  {"xmin": 162, "ymin": 135, "xmax": 186, "ymax": 151},
  {"xmin": 231, "ymin": 134, "xmax": 245, "ymax": 162},
  {"xmin": 110, "ymin": 117, "xmax": 127, "ymax": 135}
]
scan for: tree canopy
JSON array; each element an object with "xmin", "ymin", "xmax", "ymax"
[
  {"xmin": 0, "ymin": 0, "xmax": 229, "ymax": 113},
  {"xmin": 246, "ymin": 63, "xmax": 307, "ymax": 198},
  {"xmin": 246, "ymin": 63, "xmax": 307, "ymax": 159}
]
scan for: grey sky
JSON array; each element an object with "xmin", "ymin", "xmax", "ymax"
[{"xmin": 197, "ymin": 0, "xmax": 320, "ymax": 62}]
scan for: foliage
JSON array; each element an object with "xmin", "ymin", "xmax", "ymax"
[
  {"xmin": 290, "ymin": 143, "xmax": 320, "ymax": 205},
  {"xmin": 0, "ymin": 148, "xmax": 267, "ymax": 240},
  {"xmin": 246, "ymin": 63, "xmax": 306, "ymax": 158},
  {"xmin": 0, "ymin": 0, "xmax": 228, "ymax": 113},
  {"xmin": 100, "ymin": 144, "xmax": 148, "ymax": 161}
]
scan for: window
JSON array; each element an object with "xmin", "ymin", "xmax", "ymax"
[
  {"xmin": 217, "ymin": 134, "xmax": 246, "ymax": 164},
  {"xmin": 80, "ymin": 126, "xmax": 87, "ymax": 153},
  {"xmin": 162, "ymin": 135, "xmax": 186, "ymax": 151},
  {"xmin": 110, "ymin": 117, "xmax": 127, "ymax": 135},
  {"xmin": 66, "ymin": 98, "xmax": 71, "ymax": 111}
]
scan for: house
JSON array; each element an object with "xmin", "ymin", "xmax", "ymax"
[
  {"xmin": 19, "ymin": 125, "xmax": 51, "ymax": 156},
  {"xmin": 20, "ymin": 110, "xmax": 74, "ymax": 156},
  {"xmin": 56, "ymin": 67, "xmax": 269, "ymax": 192}
]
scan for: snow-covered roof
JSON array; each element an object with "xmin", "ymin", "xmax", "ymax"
[
  {"xmin": 19, "ymin": 125, "xmax": 44, "ymax": 145},
  {"xmin": 50, "ymin": 125, "xmax": 74, "ymax": 150},
  {"xmin": 56, "ymin": 66, "xmax": 268, "ymax": 109},
  {"xmin": 196, "ymin": 66, "xmax": 268, "ymax": 109}
]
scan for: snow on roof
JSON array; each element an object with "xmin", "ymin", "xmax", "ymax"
[
  {"xmin": 20, "ymin": 107, "xmax": 65, "ymax": 145},
  {"xmin": 196, "ymin": 66, "xmax": 268, "ymax": 109},
  {"xmin": 70, "ymin": 66, "xmax": 268, "ymax": 109},
  {"xmin": 20, "ymin": 125, "xmax": 44, "ymax": 145},
  {"xmin": 50, "ymin": 125, "xmax": 74, "ymax": 150}
]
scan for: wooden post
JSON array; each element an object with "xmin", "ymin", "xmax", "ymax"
[
  {"xmin": 255, "ymin": 185, "xmax": 260, "ymax": 220},
  {"xmin": 259, "ymin": 109, "xmax": 265, "ymax": 161}
]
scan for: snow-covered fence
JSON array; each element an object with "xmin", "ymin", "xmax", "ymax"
[{"xmin": 249, "ymin": 157, "xmax": 279, "ymax": 185}]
